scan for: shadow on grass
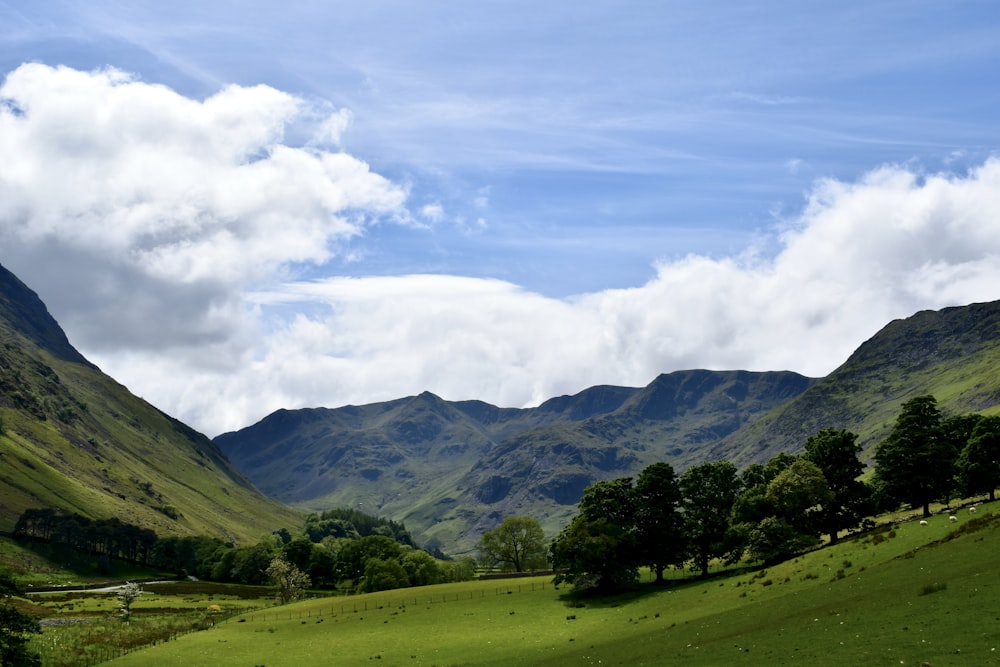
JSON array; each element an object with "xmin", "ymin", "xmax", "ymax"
[{"xmin": 556, "ymin": 566, "xmax": 758, "ymax": 609}]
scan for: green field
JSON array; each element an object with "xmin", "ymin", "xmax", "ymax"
[{"xmin": 41, "ymin": 502, "xmax": 988, "ymax": 667}]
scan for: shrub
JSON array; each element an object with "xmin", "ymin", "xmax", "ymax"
[{"xmin": 918, "ymin": 582, "xmax": 947, "ymax": 596}]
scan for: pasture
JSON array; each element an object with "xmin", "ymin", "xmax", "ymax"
[{"xmin": 83, "ymin": 503, "xmax": 1000, "ymax": 666}]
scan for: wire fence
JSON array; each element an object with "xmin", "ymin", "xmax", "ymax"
[{"xmin": 40, "ymin": 580, "xmax": 553, "ymax": 666}]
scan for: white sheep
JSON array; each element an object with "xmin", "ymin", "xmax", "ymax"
[
  {"xmin": 949, "ymin": 515, "xmax": 958, "ymax": 522},
  {"xmin": 969, "ymin": 506, "xmax": 977, "ymax": 513},
  {"xmin": 919, "ymin": 520, "xmax": 928, "ymax": 526}
]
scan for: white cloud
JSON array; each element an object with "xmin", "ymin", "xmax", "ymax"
[
  {"xmin": 0, "ymin": 63, "xmax": 406, "ymax": 349},
  {"xmin": 179, "ymin": 158, "xmax": 996, "ymax": 434},
  {"xmin": 2, "ymin": 64, "xmax": 999, "ymax": 437},
  {"xmin": 420, "ymin": 203, "xmax": 445, "ymax": 223}
]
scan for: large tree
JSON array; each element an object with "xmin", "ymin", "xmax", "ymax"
[
  {"xmin": 735, "ymin": 456, "xmax": 833, "ymax": 564},
  {"xmin": 957, "ymin": 415, "xmax": 1000, "ymax": 501},
  {"xmin": 802, "ymin": 428, "xmax": 870, "ymax": 543},
  {"xmin": 476, "ymin": 516, "xmax": 547, "ymax": 573},
  {"xmin": 633, "ymin": 462, "xmax": 684, "ymax": 584},
  {"xmin": 1, "ymin": 573, "xmax": 41, "ymax": 667},
  {"xmin": 550, "ymin": 477, "xmax": 638, "ymax": 592},
  {"xmin": 680, "ymin": 461, "xmax": 741, "ymax": 577},
  {"xmin": 874, "ymin": 395, "xmax": 954, "ymax": 517}
]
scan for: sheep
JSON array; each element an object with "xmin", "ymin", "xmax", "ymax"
[
  {"xmin": 919, "ymin": 520, "xmax": 928, "ymax": 526},
  {"xmin": 949, "ymin": 515, "xmax": 958, "ymax": 522},
  {"xmin": 969, "ymin": 506, "xmax": 977, "ymax": 513}
]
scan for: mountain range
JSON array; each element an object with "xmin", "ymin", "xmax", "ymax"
[
  {"xmin": 2, "ymin": 258, "xmax": 998, "ymax": 556},
  {"xmin": 217, "ymin": 301, "xmax": 1000, "ymax": 554}
]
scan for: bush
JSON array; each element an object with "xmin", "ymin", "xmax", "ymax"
[{"xmin": 918, "ymin": 582, "xmax": 947, "ymax": 596}]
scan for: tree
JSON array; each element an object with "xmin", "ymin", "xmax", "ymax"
[
  {"xmin": 265, "ymin": 556, "xmax": 311, "ymax": 604},
  {"xmin": 229, "ymin": 541, "xmax": 279, "ymax": 584},
  {"xmin": 401, "ymin": 549, "xmax": 443, "ymax": 587},
  {"xmin": 117, "ymin": 581, "xmax": 142, "ymax": 623},
  {"xmin": 282, "ymin": 537, "xmax": 316, "ymax": 572},
  {"xmin": 633, "ymin": 463, "xmax": 684, "ymax": 584},
  {"xmin": 957, "ymin": 415, "xmax": 1000, "ymax": 501},
  {"xmin": 680, "ymin": 461, "xmax": 741, "ymax": 576},
  {"xmin": 0, "ymin": 573, "xmax": 41, "ymax": 667},
  {"xmin": 802, "ymin": 428, "xmax": 870, "ymax": 543},
  {"xmin": 549, "ymin": 478, "xmax": 639, "ymax": 592},
  {"xmin": 476, "ymin": 517, "xmax": 547, "ymax": 573},
  {"xmin": 874, "ymin": 395, "xmax": 954, "ymax": 517},
  {"xmin": 360, "ymin": 558, "xmax": 409, "ymax": 593},
  {"xmin": 336, "ymin": 535, "xmax": 403, "ymax": 584},
  {"xmin": 765, "ymin": 459, "xmax": 831, "ymax": 530}
]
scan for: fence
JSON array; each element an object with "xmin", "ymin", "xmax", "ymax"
[{"xmin": 42, "ymin": 581, "xmax": 551, "ymax": 666}]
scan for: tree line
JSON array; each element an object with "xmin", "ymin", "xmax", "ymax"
[
  {"xmin": 12, "ymin": 506, "xmax": 475, "ymax": 594},
  {"xmin": 13, "ymin": 509, "xmax": 157, "ymax": 570},
  {"xmin": 547, "ymin": 395, "xmax": 1000, "ymax": 592}
]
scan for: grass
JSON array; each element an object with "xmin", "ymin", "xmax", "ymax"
[
  {"xmin": 0, "ymin": 335, "xmax": 304, "ymax": 544},
  {"xmin": 26, "ymin": 581, "xmax": 277, "ymax": 666},
  {"xmin": 0, "ymin": 536, "xmax": 169, "ymax": 587},
  {"xmin": 61, "ymin": 502, "xmax": 993, "ymax": 667}
]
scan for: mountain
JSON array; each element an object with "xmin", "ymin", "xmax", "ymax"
[
  {"xmin": 711, "ymin": 300, "xmax": 1000, "ymax": 467},
  {"xmin": 216, "ymin": 369, "xmax": 815, "ymax": 553},
  {"xmin": 0, "ymin": 262, "xmax": 301, "ymax": 543},
  {"xmin": 219, "ymin": 300, "xmax": 1000, "ymax": 555}
]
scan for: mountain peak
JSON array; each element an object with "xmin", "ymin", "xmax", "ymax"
[{"xmin": 0, "ymin": 262, "xmax": 93, "ymax": 367}]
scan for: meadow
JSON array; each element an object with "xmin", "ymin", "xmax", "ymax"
[{"xmin": 30, "ymin": 502, "xmax": 985, "ymax": 666}]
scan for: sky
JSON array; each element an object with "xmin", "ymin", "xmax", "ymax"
[{"xmin": 1, "ymin": 1, "xmax": 1000, "ymax": 436}]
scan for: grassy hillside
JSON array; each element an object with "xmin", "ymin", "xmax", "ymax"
[
  {"xmin": 105, "ymin": 502, "xmax": 1000, "ymax": 666},
  {"xmin": 713, "ymin": 300, "xmax": 1000, "ymax": 467},
  {"xmin": 0, "ymin": 262, "xmax": 301, "ymax": 543}
]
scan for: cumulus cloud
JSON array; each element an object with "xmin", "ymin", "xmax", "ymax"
[
  {"xmin": 0, "ymin": 63, "xmax": 406, "ymax": 349},
  {"xmin": 2, "ymin": 64, "xmax": 999, "ymax": 437},
  {"xmin": 173, "ymin": 159, "xmax": 997, "ymax": 434}
]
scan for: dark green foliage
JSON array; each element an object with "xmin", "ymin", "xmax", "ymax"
[
  {"xmin": 874, "ymin": 395, "xmax": 955, "ymax": 517},
  {"xmin": 0, "ymin": 572, "xmax": 41, "ymax": 667},
  {"xmin": 765, "ymin": 459, "xmax": 831, "ymax": 533},
  {"xmin": 744, "ymin": 516, "xmax": 816, "ymax": 565},
  {"xmin": 731, "ymin": 454, "xmax": 835, "ymax": 564},
  {"xmin": 361, "ymin": 558, "xmax": 410, "ymax": 593},
  {"xmin": 229, "ymin": 542, "xmax": 280, "ymax": 586},
  {"xmin": 14, "ymin": 509, "xmax": 157, "ymax": 565},
  {"xmin": 150, "ymin": 535, "xmax": 229, "ymax": 579},
  {"xmin": 633, "ymin": 462, "xmax": 683, "ymax": 583},
  {"xmin": 680, "ymin": 461, "xmax": 741, "ymax": 577},
  {"xmin": 476, "ymin": 516, "xmax": 547, "ymax": 572},
  {"xmin": 337, "ymin": 536, "xmax": 404, "ymax": 584},
  {"xmin": 400, "ymin": 550, "xmax": 443, "ymax": 587},
  {"xmin": 281, "ymin": 537, "xmax": 315, "ymax": 572},
  {"xmin": 802, "ymin": 428, "xmax": 871, "ymax": 543},
  {"xmin": 957, "ymin": 415, "xmax": 1000, "ymax": 501},
  {"xmin": 550, "ymin": 477, "xmax": 639, "ymax": 592},
  {"xmin": 303, "ymin": 508, "xmax": 414, "ymax": 546}
]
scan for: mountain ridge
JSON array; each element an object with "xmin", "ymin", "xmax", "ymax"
[
  {"xmin": 217, "ymin": 300, "xmax": 1000, "ymax": 554},
  {"xmin": 0, "ymin": 261, "xmax": 301, "ymax": 543},
  {"xmin": 216, "ymin": 368, "xmax": 817, "ymax": 552}
]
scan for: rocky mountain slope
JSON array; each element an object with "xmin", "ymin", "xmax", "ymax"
[
  {"xmin": 217, "ymin": 370, "xmax": 816, "ymax": 553},
  {"xmin": 711, "ymin": 300, "xmax": 1000, "ymax": 467},
  {"xmin": 0, "ymin": 262, "xmax": 301, "ymax": 543},
  {"xmin": 218, "ymin": 300, "xmax": 1000, "ymax": 554}
]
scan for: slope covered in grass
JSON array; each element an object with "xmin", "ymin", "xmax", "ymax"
[
  {"xmin": 111, "ymin": 503, "xmax": 999, "ymax": 666},
  {"xmin": 715, "ymin": 300, "xmax": 1000, "ymax": 467},
  {"xmin": 0, "ymin": 262, "xmax": 301, "ymax": 543}
]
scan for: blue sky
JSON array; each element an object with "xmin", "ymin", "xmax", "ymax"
[{"xmin": 2, "ymin": 1, "xmax": 1000, "ymax": 434}]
